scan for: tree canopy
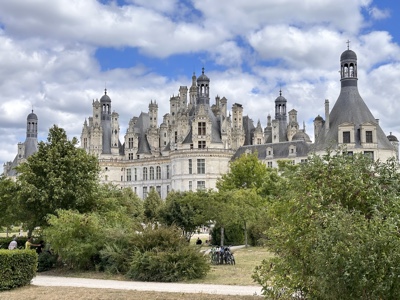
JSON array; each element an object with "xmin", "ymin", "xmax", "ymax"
[
  {"xmin": 15, "ymin": 125, "xmax": 100, "ymax": 230},
  {"xmin": 253, "ymin": 152, "xmax": 400, "ymax": 299}
]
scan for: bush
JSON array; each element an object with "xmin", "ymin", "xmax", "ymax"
[
  {"xmin": 37, "ymin": 251, "xmax": 58, "ymax": 272},
  {"xmin": 0, "ymin": 249, "xmax": 37, "ymax": 290},
  {"xmin": 125, "ymin": 226, "xmax": 209, "ymax": 282}
]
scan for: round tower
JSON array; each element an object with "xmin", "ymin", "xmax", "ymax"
[
  {"xmin": 100, "ymin": 89, "xmax": 112, "ymax": 154},
  {"xmin": 196, "ymin": 68, "xmax": 210, "ymax": 105},
  {"xmin": 340, "ymin": 44, "xmax": 358, "ymax": 88}
]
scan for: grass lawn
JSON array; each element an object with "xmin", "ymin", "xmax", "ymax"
[{"xmin": 1, "ymin": 246, "xmax": 271, "ymax": 299}]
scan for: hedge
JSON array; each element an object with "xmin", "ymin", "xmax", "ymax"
[{"xmin": 0, "ymin": 237, "xmax": 28, "ymax": 250}]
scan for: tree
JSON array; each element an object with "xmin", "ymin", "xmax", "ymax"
[
  {"xmin": 0, "ymin": 175, "xmax": 19, "ymax": 235},
  {"xmin": 15, "ymin": 125, "xmax": 100, "ymax": 230},
  {"xmin": 215, "ymin": 152, "xmax": 279, "ymax": 246},
  {"xmin": 159, "ymin": 190, "xmax": 209, "ymax": 242},
  {"xmin": 143, "ymin": 187, "xmax": 163, "ymax": 224},
  {"xmin": 253, "ymin": 152, "xmax": 400, "ymax": 299}
]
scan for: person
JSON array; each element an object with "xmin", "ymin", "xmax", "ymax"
[
  {"xmin": 25, "ymin": 237, "xmax": 40, "ymax": 250},
  {"xmin": 196, "ymin": 237, "xmax": 202, "ymax": 245},
  {"xmin": 8, "ymin": 237, "xmax": 17, "ymax": 250},
  {"xmin": 36, "ymin": 240, "xmax": 45, "ymax": 255}
]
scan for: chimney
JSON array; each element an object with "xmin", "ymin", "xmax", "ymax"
[{"xmin": 325, "ymin": 99, "xmax": 330, "ymax": 133}]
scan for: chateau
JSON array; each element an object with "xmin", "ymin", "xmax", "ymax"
[{"xmin": 4, "ymin": 48, "xmax": 399, "ymax": 198}]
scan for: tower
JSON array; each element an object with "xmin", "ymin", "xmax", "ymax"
[
  {"xmin": 196, "ymin": 68, "xmax": 210, "ymax": 105},
  {"xmin": 100, "ymin": 89, "xmax": 112, "ymax": 154},
  {"xmin": 274, "ymin": 90, "xmax": 288, "ymax": 142}
]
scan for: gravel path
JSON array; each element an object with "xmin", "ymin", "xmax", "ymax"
[{"xmin": 32, "ymin": 275, "xmax": 263, "ymax": 296}]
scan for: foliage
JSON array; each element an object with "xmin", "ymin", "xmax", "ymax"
[
  {"xmin": 210, "ymin": 222, "xmax": 244, "ymax": 246},
  {"xmin": 159, "ymin": 190, "xmax": 210, "ymax": 242},
  {"xmin": 253, "ymin": 152, "xmax": 400, "ymax": 299},
  {"xmin": 126, "ymin": 226, "xmax": 210, "ymax": 282},
  {"xmin": 0, "ymin": 176, "xmax": 19, "ymax": 230},
  {"xmin": 143, "ymin": 187, "xmax": 163, "ymax": 224},
  {"xmin": 15, "ymin": 125, "xmax": 100, "ymax": 230},
  {"xmin": 0, "ymin": 249, "xmax": 37, "ymax": 291},
  {"xmin": 44, "ymin": 210, "xmax": 104, "ymax": 270},
  {"xmin": 0, "ymin": 237, "xmax": 27, "ymax": 250},
  {"xmin": 37, "ymin": 251, "xmax": 58, "ymax": 272},
  {"xmin": 216, "ymin": 152, "xmax": 281, "ymax": 197}
]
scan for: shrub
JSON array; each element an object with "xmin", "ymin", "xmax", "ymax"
[
  {"xmin": 125, "ymin": 226, "xmax": 209, "ymax": 282},
  {"xmin": 0, "ymin": 237, "xmax": 28, "ymax": 250},
  {"xmin": 37, "ymin": 251, "xmax": 58, "ymax": 272},
  {"xmin": 0, "ymin": 249, "xmax": 37, "ymax": 290}
]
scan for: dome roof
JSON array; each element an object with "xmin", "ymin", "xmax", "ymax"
[
  {"xmin": 314, "ymin": 115, "xmax": 323, "ymax": 121},
  {"xmin": 197, "ymin": 68, "xmax": 209, "ymax": 82},
  {"xmin": 292, "ymin": 131, "xmax": 311, "ymax": 143},
  {"xmin": 341, "ymin": 49, "xmax": 357, "ymax": 61},
  {"xmin": 27, "ymin": 110, "xmax": 38, "ymax": 120},
  {"xmin": 387, "ymin": 133, "xmax": 399, "ymax": 142},
  {"xmin": 100, "ymin": 89, "xmax": 111, "ymax": 102},
  {"xmin": 275, "ymin": 90, "xmax": 287, "ymax": 102}
]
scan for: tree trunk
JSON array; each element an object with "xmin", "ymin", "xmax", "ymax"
[
  {"xmin": 244, "ymin": 221, "xmax": 248, "ymax": 247},
  {"xmin": 220, "ymin": 226, "xmax": 225, "ymax": 246}
]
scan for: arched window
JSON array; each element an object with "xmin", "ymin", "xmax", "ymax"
[
  {"xmin": 143, "ymin": 167, "xmax": 148, "ymax": 180},
  {"xmin": 150, "ymin": 167, "xmax": 154, "ymax": 180},
  {"xmin": 156, "ymin": 166, "xmax": 161, "ymax": 179}
]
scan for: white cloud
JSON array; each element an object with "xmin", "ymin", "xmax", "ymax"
[{"xmin": 0, "ymin": 0, "xmax": 400, "ymax": 167}]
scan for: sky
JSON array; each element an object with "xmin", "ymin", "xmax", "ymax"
[{"xmin": 1, "ymin": 0, "xmax": 400, "ymax": 168}]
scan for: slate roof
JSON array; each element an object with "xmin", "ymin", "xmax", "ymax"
[
  {"xmin": 232, "ymin": 140, "xmax": 310, "ymax": 160},
  {"xmin": 315, "ymin": 79, "xmax": 393, "ymax": 151}
]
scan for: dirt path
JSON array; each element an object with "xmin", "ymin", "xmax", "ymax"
[{"xmin": 32, "ymin": 275, "xmax": 263, "ymax": 296}]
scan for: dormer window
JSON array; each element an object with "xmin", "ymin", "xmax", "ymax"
[
  {"xmin": 343, "ymin": 131, "xmax": 350, "ymax": 143},
  {"xmin": 366, "ymin": 131, "xmax": 373, "ymax": 143}
]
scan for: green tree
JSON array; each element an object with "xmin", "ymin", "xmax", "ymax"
[
  {"xmin": 143, "ymin": 187, "xmax": 163, "ymax": 224},
  {"xmin": 159, "ymin": 190, "xmax": 209, "ymax": 242},
  {"xmin": 253, "ymin": 152, "xmax": 400, "ymax": 299},
  {"xmin": 0, "ymin": 175, "xmax": 19, "ymax": 235},
  {"xmin": 215, "ymin": 152, "xmax": 279, "ymax": 246},
  {"xmin": 15, "ymin": 125, "xmax": 100, "ymax": 231}
]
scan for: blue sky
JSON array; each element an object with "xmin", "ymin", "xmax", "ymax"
[{"xmin": 0, "ymin": 0, "xmax": 400, "ymax": 167}]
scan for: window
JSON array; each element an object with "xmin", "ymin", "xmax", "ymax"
[
  {"xmin": 127, "ymin": 169, "xmax": 131, "ymax": 181},
  {"xmin": 134, "ymin": 187, "xmax": 137, "ymax": 194},
  {"xmin": 267, "ymin": 162, "xmax": 273, "ymax": 167},
  {"xmin": 134, "ymin": 168, "xmax": 137, "ymax": 181},
  {"xmin": 156, "ymin": 186, "xmax": 161, "ymax": 197},
  {"xmin": 366, "ymin": 131, "xmax": 373, "ymax": 143},
  {"xmin": 198, "ymin": 141, "xmax": 206, "ymax": 149},
  {"xmin": 128, "ymin": 137, "xmax": 134, "ymax": 148},
  {"xmin": 364, "ymin": 151, "xmax": 374, "ymax": 160},
  {"xmin": 166, "ymin": 165, "xmax": 170, "ymax": 179},
  {"xmin": 128, "ymin": 153, "xmax": 133, "ymax": 160},
  {"xmin": 150, "ymin": 167, "xmax": 154, "ymax": 180},
  {"xmin": 83, "ymin": 138, "xmax": 87, "ymax": 148},
  {"xmin": 188, "ymin": 159, "xmax": 192, "ymax": 174},
  {"xmin": 167, "ymin": 185, "xmax": 170, "ymax": 194},
  {"xmin": 257, "ymin": 138, "xmax": 262, "ymax": 145},
  {"xmin": 197, "ymin": 181, "xmax": 206, "ymax": 190},
  {"xmin": 156, "ymin": 166, "xmax": 161, "ymax": 179},
  {"xmin": 143, "ymin": 187, "xmax": 148, "ymax": 199},
  {"xmin": 175, "ymin": 131, "xmax": 178, "ymax": 143},
  {"xmin": 343, "ymin": 131, "xmax": 350, "ymax": 143},
  {"xmin": 198, "ymin": 122, "xmax": 206, "ymax": 135},
  {"xmin": 143, "ymin": 167, "xmax": 148, "ymax": 180},
  {"xmin": 105, "ymin": 175, "xmax": 108, "ymax": 181},
  {"xmin": 189, "ymin": 181, "xmax": 192, "ymax": 191},
  {"xmin": 197, "ymin": 159, "xmax": 205, "ymax": 174}
]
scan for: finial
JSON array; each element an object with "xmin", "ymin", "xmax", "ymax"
[
  {"xmin": 104, "ymin": 88, "xmax": 107, "ymax": 95},
  {"xmin": 202, "ymin": 67, "xmax": 205, "ymax": 75},
  {"xmin": 346, "ymin": 39, "xmax": 350, "ymax": 50},
  {"xmin": 279, "ymin": 89, "xmax": 282, "ymax": 97}
]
